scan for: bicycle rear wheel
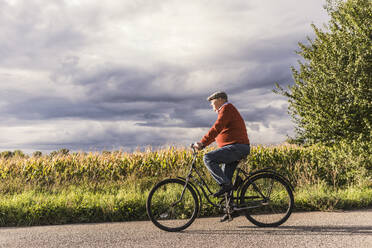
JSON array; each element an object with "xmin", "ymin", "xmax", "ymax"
[
  {"xmin": 146, "ymin": 178, "xmax": 199, "ymax": 232},
  {"xmin": 240, "ymin": 173, "xmax": 294, "ymax": 227}
]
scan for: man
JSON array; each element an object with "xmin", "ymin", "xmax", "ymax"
[{"xmin": 194, "ymin": 91, "xmax": 250, "ymax": 198}]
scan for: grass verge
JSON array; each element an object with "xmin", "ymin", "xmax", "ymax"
[{"xmin": 0, "ymin": 184, "xmax": 371, "ymax": 227}]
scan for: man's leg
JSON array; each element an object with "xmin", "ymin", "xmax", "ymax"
[
  {"xmin": 221, "ymin": 161, "xmax": 239, "ymax": 184},
  {"xmin": 203, "ymin": 144, "xmax": 248, "ymax": 186}
]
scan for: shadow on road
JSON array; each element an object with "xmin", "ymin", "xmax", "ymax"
[{"xmin": 186, "ymin": 225, "xmax": 372, "ymax": 236}]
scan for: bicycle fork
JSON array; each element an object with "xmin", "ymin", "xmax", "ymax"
[{"xmin": 173, "ymin": 178, "xmax": 191, "ymax": 206}]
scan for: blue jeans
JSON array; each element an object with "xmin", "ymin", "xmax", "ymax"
[{"xmin": 203, "ymin": 144, "xmax": 250, "ymax": 186}]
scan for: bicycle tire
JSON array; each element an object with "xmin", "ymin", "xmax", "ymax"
[
  {"xmin": 146, "ymin": 178, "xmax": 199, "ymax": 232},
  {"xmin": 240, "ymin": 173, "xmax": 294, "ymax": 227}
]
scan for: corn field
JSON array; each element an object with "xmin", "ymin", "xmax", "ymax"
[{"xmin": 0, "ymin": 143, "xmax": 370, "ymax": 192}]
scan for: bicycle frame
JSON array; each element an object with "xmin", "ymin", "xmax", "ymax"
[
  {"xmin": 177, "ymin": 146, "xmax": 294, "ymax": 212},
  {"xmin": 177, "ymin": 148, "xmax": 252, "ymax": 210}
]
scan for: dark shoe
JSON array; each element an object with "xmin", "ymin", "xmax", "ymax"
[
  {"xmin": 220, "ymin": 212, "xmax": 239, "ymax": 222},
  {"xmin": 213, "ymin": 184, "xmax": 233, "ymax": 198}
]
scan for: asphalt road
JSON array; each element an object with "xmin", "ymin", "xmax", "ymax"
[{"xmin": 0, "ymin": 209, "xmax": 371, "ymax": 248}]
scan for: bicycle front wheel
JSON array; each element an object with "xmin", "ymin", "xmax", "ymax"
[
  {"xmin": 146, "ymin": 178, "xmax": 199, "ymax": 232},
  {"xmin": 240, "ymin": 173, "xmax": 294, "ymax": 227}
]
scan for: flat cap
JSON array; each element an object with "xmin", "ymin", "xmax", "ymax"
[{"xmin": 207, "ymin": 91, "xmax": 228, "ymax": 101}]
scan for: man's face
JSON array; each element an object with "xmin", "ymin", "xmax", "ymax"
[{"xmin": 210, "ymin": 98, "xmax": 225, "ymax": 112}]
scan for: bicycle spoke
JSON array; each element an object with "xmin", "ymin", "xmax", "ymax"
[
  {"xmin": 267, "ymin": 178, "xmax": 274, "ymax": 198},
  {"xmin": 250, "ymin": 181, "xmax": 267, "ymax": 199}
]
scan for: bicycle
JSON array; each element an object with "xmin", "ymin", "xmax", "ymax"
[{"xmin": 146, "ymin": 144, "xmax": 294, "ymax": 232}]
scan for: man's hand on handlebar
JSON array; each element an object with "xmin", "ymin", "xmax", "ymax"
[{"xmin": 193, "ymin": 142, "xmax": 204, "ymax": 151}]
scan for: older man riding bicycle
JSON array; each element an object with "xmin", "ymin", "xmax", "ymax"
[{"xmin": 194, "ymin": 91, "xmax": 251, "ymax": 198}]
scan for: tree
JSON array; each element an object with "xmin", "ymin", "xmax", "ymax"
[{"xmin": 276, "ymin": 0, "xmax": 372, "ymax": 145}]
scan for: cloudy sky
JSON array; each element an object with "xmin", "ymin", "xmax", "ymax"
[{"xmin": 0, "ymin": 0, "xmax": 330, "ymax": 153}]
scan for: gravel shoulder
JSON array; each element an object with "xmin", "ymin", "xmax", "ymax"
[{"xmin": 1, "ymin": 209, "xmax": 371, "ymax": 248}]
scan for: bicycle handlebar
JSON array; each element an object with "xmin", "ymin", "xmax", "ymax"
[{"xmin": 190, "ymin": 143, "xmax": 197, "ymax": 154}]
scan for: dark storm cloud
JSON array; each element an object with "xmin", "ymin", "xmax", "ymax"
[
  {"xmin": 209, "ymin": 34, "xmax": 303, "ymax": 95},
  {"xmin": 3, "ymin": 92, "xmax": 175, "ymax": 122},
  {"xmin": 1, "ymin": 60, "xmax": 210, "ymax": 126},
  {"xmin": 2, "ymin": 55, "xmax": 291, "ymax": 129},
  {"xmin": 137, "ymin": 105, "xmax": 214, "ymax": 128},
  {"xmin": 53, "ymin": 63, "xmax": 196, "ymax": 103},
  {"xmin": 241, "ymin": 105, "xmax": 289, "ymax": 127}
]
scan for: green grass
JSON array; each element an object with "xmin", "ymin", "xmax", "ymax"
[
  {"xmin": 0, "ymin": 183, "xmax": 371, "ymax": 227},
  {"xmin": 0, "ymin": 185, "xmax": 148, "ymax": 226},
  {"xmin": 295, "ymin": 184, "xmax": 372, "ymax": 211}
]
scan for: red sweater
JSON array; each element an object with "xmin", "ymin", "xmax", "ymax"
[{"xmin": 200, "ymin": 103, "xmax": 249, "ymax": 148}]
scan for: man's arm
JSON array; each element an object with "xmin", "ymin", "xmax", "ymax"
[{"xmin": 199, "ymin": 106, "xmax": 230, "ymax": 147}]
